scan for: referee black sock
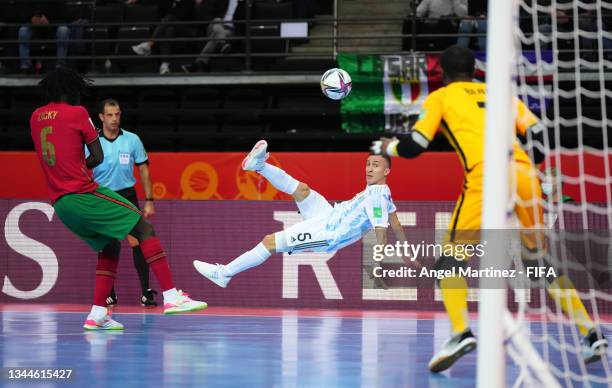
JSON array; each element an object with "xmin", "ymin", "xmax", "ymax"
[{"xmin": 133, "ymin": 246, "xmax": 150, "ymax": 293}]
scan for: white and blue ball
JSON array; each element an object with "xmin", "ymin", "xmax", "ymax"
[{"xmin": 320, "ymin": 68, "xmax": 352, "ymax": 100}]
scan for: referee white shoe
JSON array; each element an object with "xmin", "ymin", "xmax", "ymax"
[
  {"xmin": 428, "ymin": 329, "xmax": 477, "ymax": 373},
  {"xmin": 242, "ymin": 140, "xmax": 269, "ymax": 171},
  {"xmin": 193, "ymin": 261, "xmax": 232, "ymax": 288}
]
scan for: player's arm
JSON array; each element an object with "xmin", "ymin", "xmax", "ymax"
[
  {"xmin": 389, "ymin": 211, "xmax": 406, "ymax": 244},
  {"xmin": 374, "ymin": 226, "xmax": 388, "ymax": 246},
  {"xmin": 79, "ymin": 106, "xmax": 103, "ymax": 169},
  {"xmin": 371, "ymin": 94, "xmax": 441, "ymax": 158},
  {"xmin": 516, "ymin": 99, "xmax": 546, "ymax": 165},
  {"xmin": 389, "ymin": 211, "xmax": 422, "ymax": 267},
  {"xmin": 85, "ymin": 138, "xmax": 103, "ymax": 169},
  {"xmin": 134, "ymin": 134, "xmax": 154, "ymax": 217},
  {"xmin": 138, "ymin": 163, "xmax": 155, "ymax": 218}
]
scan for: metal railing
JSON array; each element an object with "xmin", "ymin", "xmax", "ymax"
[{"xmin": 0, "ymin": 1, "xmax": 608, "ymax": 75}]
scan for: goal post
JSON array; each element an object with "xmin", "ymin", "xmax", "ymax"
[{"xmin": 477, "ymin": 0, "xmax": 517, "ymax": 386}]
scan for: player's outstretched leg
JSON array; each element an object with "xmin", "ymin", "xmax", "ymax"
[
  {"xmin": 84, "ymin": 240, "xmax": 124, "ymax": 330},
  {"xmin": 129, "ymin": 217, "xmax": 208, "ymax": 314},
  {"xmin": 194, "ymin": 233, "xmax": 275, "ymax": 288},
  {"xmin": 241, "ymin": 140, "xmax": 303, "ymax": 197},
  {"xmin": 428, "ymin": 255, "xmax": 477, "ymax": 373}
]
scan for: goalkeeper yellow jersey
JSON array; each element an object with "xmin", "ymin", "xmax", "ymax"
[{"xmin": 412, "ymin": 81, "xmax": 539, "ymax": 173}]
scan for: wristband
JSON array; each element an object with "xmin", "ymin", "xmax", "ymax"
[{"xmin": 145, "ymin": 198, "xmax": 154, "ymax": 201}]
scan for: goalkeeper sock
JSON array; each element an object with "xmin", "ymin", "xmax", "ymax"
[
  {"xmin": 259, "ymin": 163, "xmax": 300, "ymax": 195},
  {"xmin": 439, "ymin": 276, "xmax": 469, "ymax": 334},
  {"xmin": 224, "ymin": 243, "xmax": 272, "ymax": 277},
  {"xmin": 547, "ymin": 275, "xmax": 594, "ymax": 336}
]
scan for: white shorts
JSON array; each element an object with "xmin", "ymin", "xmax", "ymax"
[
  {"xmin": 275, "ymin": 215, "xmax": 332, "ymax": 253},
  {"xmin": 275, "ymin": 190, "xmax": 334, "ymax": 253},
  {"xmin": 295, "ymin": 189, "xmax": 333, "ymax": 220}
]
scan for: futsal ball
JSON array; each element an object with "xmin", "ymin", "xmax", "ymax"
[{"xmin": 320, "ymin": 68, "xmax": 352, "ymax": 100}]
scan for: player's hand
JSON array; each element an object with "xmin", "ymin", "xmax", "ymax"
[
  {"xmin": 370, "ymin": 137, "xmax": 399, "ymax": 156},
  {"xmin": 144, "ymin": 201, "xmax": 155, "ymax": 218}
]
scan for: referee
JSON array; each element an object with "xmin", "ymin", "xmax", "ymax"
[{"xmin": 87, "ymin": 98, "xmax": 158, "ymax": 307}]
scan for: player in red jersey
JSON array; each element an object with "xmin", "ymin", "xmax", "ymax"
[{"xmin": 30, "ymin": 68, "xmax": 207, "ymax": 330}]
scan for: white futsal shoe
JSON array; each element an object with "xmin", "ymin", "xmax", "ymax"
[
  {"xmin": 163, "ymin": 290, "xmax": 208, "ymax": 315},
  {"xmin": 193, "ymin": 261, "xmax": 232, "ymax": 288},
  {"xmin": 242, "ymin": 140, "xmax": 269, "ymax": 171},
  {"xmin": 428, "ymin": 329, "xmax": 477, "ymax": 373},
  {"xmin": 83, "ymin": 313, "xmax": 124, "ymax": 331}
]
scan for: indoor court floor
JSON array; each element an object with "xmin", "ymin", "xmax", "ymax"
[{"xmin": 1, "ymin": 305, "xmax": 610, "ymax": 387}]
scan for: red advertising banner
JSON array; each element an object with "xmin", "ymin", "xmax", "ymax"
[
  {"xmin": 1, "ymin": 151, "xmax": 464, "ymax": 201},
  {"xmin": 1, "ymin": 151, "xmax": 610, "ymax": 201}
]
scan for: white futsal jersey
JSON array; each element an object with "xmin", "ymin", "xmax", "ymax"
[{"xmin": 280, "ymin": 184, "xmax": 397, "ymax": 253}]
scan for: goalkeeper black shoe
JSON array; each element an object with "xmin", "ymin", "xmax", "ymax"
[
  {"xmin": 428, "ymin": 329, "xmax": 477, "ymax": 373},
  {"xmin": 582, "ymin": 328, "xmax": 608, "ymax": 364}
]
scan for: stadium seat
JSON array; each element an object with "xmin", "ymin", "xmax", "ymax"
[
  {"xmin": 219, "ymin": 123, "xmax": 266, "ymax": 133},
  {"xmin": 249, "ymin": 24, "xmax": 287, "ymax": 54},
  {"xmin": 94, "ymin": 4, "xmax": 125, "ymax": 24},
  {"xmin": 124, "ymin": 4, "xmax": 159, "ymax": 23},
  {"xmin": 224, "ymin": 89, "xmax": 269, "ymax": 110},
  {"xmin": 178, "ymin": 123, "xmax": 219, "ymax": 134},
  {"xmin": 179, "ymin": 111, "xmax": 217, "ymax": 125},
  {"xmin": 85, "ymin": 27, "xmax": 115, "ymax": 58},
  {"xmin": 139, "ymin": 89, "xmax": 179, "ymax": 109},
  {"xmin": 115, "ymin": 26, "xmax": 157, "ymax": 73},
  {"xmin": 253, "ymin": 0, "xmax": 293, "ymax": 20},
  {"xmin": 2, "ymin": 125, "xmax": 32, "ymax": 150},
  {"xmin": 137, "ymin": 129, "xmax": 179, "ymax": 150},
  {"xmin": 181, "ymin": 88, "xmax": 223, "ymax": 109}
]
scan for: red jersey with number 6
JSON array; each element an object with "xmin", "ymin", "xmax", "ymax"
[{"xmin": 30, "ymin": 102, "xmax": 99, "ymax": 203}]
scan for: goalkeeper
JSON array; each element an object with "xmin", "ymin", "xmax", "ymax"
[{"xmin": 372, "ymin": 45, "xmax": 608, "ymax": 373}]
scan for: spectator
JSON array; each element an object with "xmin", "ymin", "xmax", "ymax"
[
  {"xmin": 17, "ymin": 0, "xmax": 70, "ymax": 73},
  {"xmin": 181, "ymin": 0, "xmax": 236, "ymax": 73},
  {"xmin": 131, "ymin": 0, "xmax": 200, "ymax": 74},
  {"xmin": 457, "ymin": 0, "xmax": 486, "ymax": 51},
  {"xmin": 416, "ymin": 0, "xmax": 467, "ymax": 50}
]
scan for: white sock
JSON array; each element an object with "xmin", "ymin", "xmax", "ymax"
[
  {"xmin": 259, "ymin": 163, "xmax": 299, "ymax": 195},
  {"xmin": 163, "ymin": 288, "xmax": 180, "ymax": 303},
  {"xmin": 90, "ymin": 305, "xmax": 107, "ymax": 320},
  {"xmin": 224, "ymin": 243, "xmax": 272, "ymax": 277}
]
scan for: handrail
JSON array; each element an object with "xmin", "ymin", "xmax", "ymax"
[{"xmin": 1, "ymin": 4, "xmax": 610, "ymax": 75}]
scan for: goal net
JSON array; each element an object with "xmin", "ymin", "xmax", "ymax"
[{"xmin": 480, "ymin": 0, "xmax": 611, "ymax": 386}]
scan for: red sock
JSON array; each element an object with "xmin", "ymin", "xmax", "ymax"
[
  {"xmin": 140, "ymin": 237, "xmax": 175, "ymax": 291},
  {"xmin": 93, "ymin": 252, "xmax": 119, "ymax": 307}
]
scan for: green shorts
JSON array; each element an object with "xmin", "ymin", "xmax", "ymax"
[{"xmin": 54, "ymin": 186, "xmax": 142, "ymax": 251}]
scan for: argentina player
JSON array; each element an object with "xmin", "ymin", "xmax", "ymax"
[{"xmin": 193, "ymin": 140, "xmax": 409, "ymax": 288}]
